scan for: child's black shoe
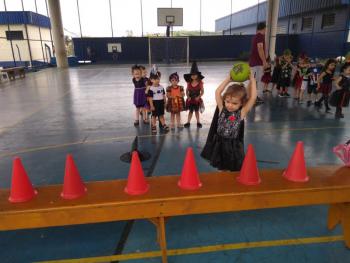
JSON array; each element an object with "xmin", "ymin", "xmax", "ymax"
[{"xmin": 151, "ymin": 125, "xmax": 157, "ymax": 134}]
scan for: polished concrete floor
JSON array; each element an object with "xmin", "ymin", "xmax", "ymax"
[{"xmin": 0, "ymin": 63, "xmax": 349, "ymax": 263}]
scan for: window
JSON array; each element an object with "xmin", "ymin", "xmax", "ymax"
[
  {"xmin": 5, "ymin": 31, "xmax": 24, "ymax": 40},
  {"xmin": 277, "ymin": 25, "xmax": 287, "ymax": 34},
  {"xmin": 302, "ymin": 17, "xmax": 313, "ymax": 30},
  {"xmin": 292, "ymin": 23, "xmax": 297, "ymax": 30},
  {"xmin": 322, "ymin": 13, "xmax": 335, "ymax": 28}
]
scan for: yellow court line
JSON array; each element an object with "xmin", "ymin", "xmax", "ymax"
[
  {"xmin": 37, "ymin": 235, "xmax": 344, "ymax": 263},
  {"xmin": 0, "ymin": 125, "xmax": 349, "ymax": 158}
]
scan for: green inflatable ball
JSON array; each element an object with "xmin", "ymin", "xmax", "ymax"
[{"xmin": 230, "ymin": 62, "xmax": 250, "ymax": 82}]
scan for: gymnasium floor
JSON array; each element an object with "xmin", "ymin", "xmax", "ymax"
[{"xmin": 0, "ymin": 62, "xmax": 349, "ymax": 263}]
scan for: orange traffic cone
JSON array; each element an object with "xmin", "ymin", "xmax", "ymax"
[
  {"xmin": 8, "ymin": 157, "xmax": 37, "ymax": 203},
  {"xmin": 237, "ymin": 144, "xmax": 261, "ymax": 185},
  {"xmin": 178, "ymin": 147, "xmax": 202, "ymax": 190},
  {"xmin": 283, "ymin": 141, "xmax": 309, "ymax": 182},
  {"xmin": 124, "ymin": 151, "xmax": 149, "ymax": 195},
  {"xmin": 61, "ymin": 154, "xmax": 87, "ymax": 200}
]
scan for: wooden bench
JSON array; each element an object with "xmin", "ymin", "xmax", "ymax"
[
  {"xmin": 0, "ymin": 166, "xmax": 349, "ymax": 263},
  {"xmin": 1, "ymin": 66, "xmax": 25, "ymax": 81}
]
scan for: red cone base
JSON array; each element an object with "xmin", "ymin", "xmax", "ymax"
[
  {"xmin": 283, "ymin": 141, "xmax": 309, "ymax": 182},
  {"xmin": 8, "ymin": 157, "xmax": 37, "ymax": 203},
  {"xmin": 237, "ymin": 144, "xmax": 261, "ymax": 185},
  {"xmin": 61, "ymin": 154, "xmax": 87, "ymax": 200},
  {"xmin": 125, "ymin": 151, "xmax": 149, "ymax": 195},
  {"xmin": 178, "ymin": 147, "xmax": 202, "ymax": 190}
]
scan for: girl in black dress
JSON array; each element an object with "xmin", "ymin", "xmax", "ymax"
[
  {"xmin": 278, "ymin": 51, "xmax": 293, "ymax": 97},
  {"xmin": 331, "ymin": 62, "xmax": 350, "ymax": 118},
  {"xmin": 315, "ymin": 59, "xmax": 337, "ymax": 113},
  {"xmin": 271, "ymin": 56, "xmax": 281, "ymax": 92},
  {"xmin": 201, "ymin": 72, "xmax": 257, "ymax": 171}
]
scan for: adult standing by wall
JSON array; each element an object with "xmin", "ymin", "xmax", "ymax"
[{"xmin": 249, "ymin": 22, "xmax": 267, "ymax": 104}]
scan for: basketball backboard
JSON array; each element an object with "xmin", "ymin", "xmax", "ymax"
[
  {"xmin": 157, "ymin": 8, "xmax": 183, "ymax": 26},
  {"xmin": 107, "ymin": 43, "xmax": 122, "ymax": 53}
]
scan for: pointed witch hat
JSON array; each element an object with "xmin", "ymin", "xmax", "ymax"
[
  {"xmin": 184, "ymin": 61, "xmax": 205, "ymax": 82},
  {"xmin": 149, "ymin": 64, "xmax": 161, "ymax": 79}
]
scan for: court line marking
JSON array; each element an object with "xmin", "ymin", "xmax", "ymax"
[
  {"xmin": 1, "ymin": 125, "xmax": 349, "ymax": 158},
  {"xmin": 112, "ymin": 136, "xmax": 166, "ymax": 262},
  {"xmin": 37, "ymin": 235, "xmax": 344, "ymax": 263}
]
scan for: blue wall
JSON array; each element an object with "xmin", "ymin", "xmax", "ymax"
[
  {"xmin": 189, "ymin": 35, "xmax": 252, "ymax": 60},
  {"xmin": 73, "ymin": 34, "xmax": 350, "ymax": 63},
  {"xmin": 0, "ymin": 60, "xmax": 48, "ymax": 68},
  {"xmin": 73, "ymin": 37, "xmax": 148, "ymax": 63}
]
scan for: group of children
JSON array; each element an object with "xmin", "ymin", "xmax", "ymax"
[
  {"xmin": 260, "ymin": 51, "xmax": 350, "ymax": 119},
  {"xmin": 131, "ymin": 61, "xmax": 258, "ymax": 172},
  {"xmin": 131, "ymin": 62, "xmax": 205, "ymax": 134},
  {"xmin": 130, "ymin": 56, "xmax": 349, "ymax": 172}
]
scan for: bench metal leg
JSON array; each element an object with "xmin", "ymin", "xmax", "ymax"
[
  {"xmin": 328, "ymin": 203, "xmax": 350, "ymax": 248},
  {"xmin": 149, "ymin": 217, "xmax": 168, "ymax": 263}
]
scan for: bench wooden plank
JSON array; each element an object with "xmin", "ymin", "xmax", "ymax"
[
  {"xmin": 0, "ymin": 166, "xmax": 349, "ymax": 230},
  {"xmin": 0, "ymin": 166, "xmax": 349, "ymax": 262}
]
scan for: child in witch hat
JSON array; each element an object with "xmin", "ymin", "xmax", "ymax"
[
  {"xmin": 147, "ymin": 65, "xmax": 170, "ymax": 134},
  {"xmin": 201, "ymin": 70, "xmax": 257, "ymax": 171},
  {"xmin": 183, "ymin": 61, "xmax": 205, "ymax": 128}
]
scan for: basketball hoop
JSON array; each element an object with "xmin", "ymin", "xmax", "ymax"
[{"xmin": 157, "ymin": 8, "xmax": 183, "ymax": 27}]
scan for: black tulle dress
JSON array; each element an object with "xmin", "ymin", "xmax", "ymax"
[
  {"xmin": 201, "ymin": 106, "xmax": 245, "ymax": 171},
  {"xmin": 330, "ymin": 75, "xmax": 350, "ymax": 107}
]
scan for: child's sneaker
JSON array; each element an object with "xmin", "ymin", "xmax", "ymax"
[
  {"xmin": 161, "ymin": 124, "xmax": 170, "ymax": 132},
  {"xmin": 151, "ymin": 125, "xmax": 157, "ymax": 134},
  {"xmin": 307, "ymin": 100, "xmax": 312, "ymax": 107},
  {"xmin": 134, "ymin": 120, "xmax": 139, "ymax": 126},
  {"xmin": 335, "ymin": 112, "xmax": 344, "ymax": 119},
  {"xmin": 256, "ymin": 96, "xmax": 264, "ymax": 103},
  {"xmin": 314, "ymin": 101, "xmax": 322, "ymax": 108},
  {"xmin": 184, "ymin": 123, "xmax": 190, "ymax": 128},
  {"xmin": 197, "ymin": 123, "xmax": 202, "ymax": 128}
]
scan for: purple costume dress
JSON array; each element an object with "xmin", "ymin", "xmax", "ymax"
[{"xmin": 133, "ymin": 77, "xmax": 147, "ymax": 108}]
